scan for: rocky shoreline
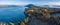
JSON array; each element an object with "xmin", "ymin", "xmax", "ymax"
[{"xmin": 24, "ymin": 4, "xmax": 60, "ymax": 25}]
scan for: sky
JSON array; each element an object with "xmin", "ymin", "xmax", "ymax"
[{"xmin": 0, "ymin": 0, "xmax": 60, "ymax": 5}]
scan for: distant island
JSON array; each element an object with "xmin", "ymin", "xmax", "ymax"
[{"xmin": 0, "ymin": 5, "xmax": 19, "ymax": 8}]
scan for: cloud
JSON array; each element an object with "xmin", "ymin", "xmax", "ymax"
[
  {"xmin": 48, "ymin": 2, "xmax": 60, "ymax": 5},
  {"xmin": 34, "ymin": 2, "xmax": 60, "ymax": 5},
  {"xmin": 0, "ymin": 1, "xmax": 36, "ymax": 5},
  {"xmin": 0, "ymin": 1, "xmax": 29, "ymax": 5},
  {"xmin": 0, "ymin": 1, "xmax": 60, "ymax": 5}
]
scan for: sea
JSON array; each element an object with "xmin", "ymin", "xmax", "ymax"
[
  {"xmin": 0, "ymin": 6, "xmax": 26, "ymax": 23},
  {"xmin": 0, "ymin": 5, "xmax": 60, "ymax": 23}
]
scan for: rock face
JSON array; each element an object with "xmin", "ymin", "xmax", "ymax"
[{"xmin": 24, "ymin": 5, "xmax": 60, "ymax": 25}]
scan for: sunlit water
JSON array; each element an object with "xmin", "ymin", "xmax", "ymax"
[{"xmin": 0, "ymin": 6, "xmax": 26, "ymax": 23}]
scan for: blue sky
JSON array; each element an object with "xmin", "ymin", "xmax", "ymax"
[{"xmin": 0, "ymin": 0, "xmax": 60, "ymax": 5}]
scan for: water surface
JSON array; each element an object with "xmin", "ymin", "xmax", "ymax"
[{"xmin": 0, "ymin": 6, "xmax": 26, "ymax": 23}]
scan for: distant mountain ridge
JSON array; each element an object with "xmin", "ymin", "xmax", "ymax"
[
  {"xmin": 26, "ymin": 4, "xmax": 60, "ymax": 8},
  {"xmin": 40, "ymin": 5, "xmax": 60, "ymax": 8},
  {"xmin": 0, "ymin": 5, "xmax": 20, "ymax": 8}
]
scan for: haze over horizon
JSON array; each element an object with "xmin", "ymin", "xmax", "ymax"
[{"xmin": 0, "ymin": 0, "xmax": 60, "ymax": 5}]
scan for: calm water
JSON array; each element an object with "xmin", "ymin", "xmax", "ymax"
[
  {"xmin": 0, "ymin": 5, "xmax": 60, "ymax": 23},
  {"xmin": 0, "ymin": 6, "xmax": 26, "ymax": 22}
]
